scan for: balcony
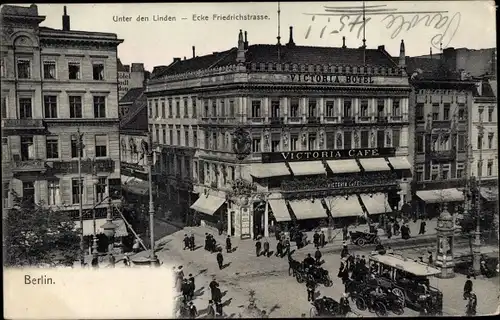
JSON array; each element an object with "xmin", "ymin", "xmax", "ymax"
[
  {"xmin": 249, "ymin": 117, "xmax": 263, "ymax": 123},
  {"xmin": 427, "ymin": 149, "xmax": 456, "ymax": 161},
  {"xmin": 121, "ymin": 162, "xmax": 147, "ymax": 172},
  {"xmin": 376, "ymin": 116, "xmax": 388, "ymax": 123},
  {"xmin": 431, "ymin": 120, "xmax": 451, "ymax": 129},
  {"xmin": 358, "ymin": 116, "xmax": 371, "ymax": 122},
  {"xmin": 270, "ymin": 117, "xmax": 284, "ymax": 125},
  {"xmin": 324, "ymin": 116, "xmax": 338, "ymax": 122},
  {"xmin": 49, "ymin": 158, "xmax": 115, "ymax": 174},
  {"xmin": 391, "ymin": 115, "xmax": 403, "ymax": 122},
  {"xmin": 12, "ymin": 159, "xmax": 46, "ymax": 173},
  {"xmin": 342, "ymin": 117, "xmax": 355, "ymax": 124},
  {"xmin": 307, "ymin": 116, "xmax": 320, "ymax": 124},
  {"xmin": 2, "ymin": 119, "xmax": 46, "ymax": 132},
  {"xmin": 288, "ymin": 116, "xmax": 301, "ymax": 123}
]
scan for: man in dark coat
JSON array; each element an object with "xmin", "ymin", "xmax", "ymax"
[
  {"xmin": 206, "ymin": 300, "xmax": 216, "ymax": 318},
  {"xmin": 276, "ymin": 240, "xmax": 283, "ymax": 257},
  {"xmin": 466, "ymin": 292, "xmax": 477, "ymax": 316},
  {"xmin": 463, "ymin": 275, "xmax": 473, "ymax": 300},
  {"xmin": 210, "ymin": 235, "xmax": 217, "ymax": 252},
  {"xmin": 188, "ymin": 301, "xmax": 198, "ymax": 319},
  {"xmin": 263, "ymin": 239, "xmax": 270, "ymax": 257},
  {"xmin": 306, "ymin": 277, "xmax": 316, "ymax": 301},
  {"xmin": 314, "ymin": 248, "xmax": 322, "ymax": 265},
  {"xmin": 216, "ymin": 249, "xmax": 224, "ymax": 269},
  {"xmin": 181, "ymin": 278, "xmax": 190, "ymax": 301},
  {"xmin": 217, "ymin": 220, "xmax": 223, "ymax": 236},
  {"xmin": 386, "ymin": 223, "xmax": 393, "ymax": 239},
  {"xmin": 255, "ymin": 239, "xmax": 262, "ymax": 257},
  {"xmin": 401, "ymin": 224, "xmax": 410, "ymax": 239},
  {"xmin": 342, "ymin": 225, "xmax": 349, "ymax": 241},
  {"xmin": 313, "ymin": 231, "xmax": 320, "ymax": 248},
  {"xmin": 204, "ymin": 233, "xmax": 210, "ymax": 251},
  {"xmin": 393, "ymin": 221, "xmax": 400, "ymax": 236},
  {"xmin": 225, "ymin": 235, "xmax": 232, "ymax": 253},
  {"xmin": 339, "ymin": 293, "xmax": 351, "ymax": 315},
  {"xmin": 340, "ymin": 242, "xmax": 349, "ymax": 258},
  {"xmin": 419, "ymin": 220, "xmax": 427, "ymax": 235},
  {"xmin": 303, "ymin": 253, "xmax": 315, "ymax": 269},
  {"xmin": 189, "ymin": 233, "xmax": 195, "ymax": 251},
  {"xmin": 183, "ymin": 234, "xmax": 190, "ymax": 250},
  {"xmin": 319, "ymin": 231, "xmax": 326, "ymax": 248},
  {"xmin": 338, "ymin": 258, "xmax": 349, "ymax": 284},
  {"xmin": 91, "ymin": 256, "xmax": 99, "ymax": 268},
  {"xmin": 213, "ymin": 284, "xmax": 223, "ymax": 315},
  {"xmin": 284, "ymin": 238, "xmax": 291, "ymax": 257},
  {"xmin": 209, "ymin": 277, "xmax": 219, "ymax": 301},
  {"xmin": 188, "ymin": 274, "xmax": 195, "ymax": 300}
]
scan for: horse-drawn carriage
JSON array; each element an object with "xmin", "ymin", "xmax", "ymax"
[
  {"xmin": 345, "ymin": 278, "xmax": 404, "ymax": 317},
  {"xmin": 309, "ymin": 296, "xmax": 354, "ymax": 318},
  {"xmin": 288, "ymin": 258, "xmax": 333, "ymax": 287},
  {"xmin": 349, "ymin": 230, "xmax": 380, "ymax": 247}
]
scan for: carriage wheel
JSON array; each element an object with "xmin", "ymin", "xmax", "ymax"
[
  {"xmin": 310, "ymin": 306, "xmax": 318, "ymax": 318},
  {"xmin": 392, "ymin": 288, "xmax": 405, "ymax": 307},
  {"xmin": 355, "ymin": 297, "xmax": 367, "ymax": 311},
  {"xmin": 356, "ymin": 239, "xmax": 365, "ymax": 247},
  {"xmin": 392, "ymin": 302, "xmax": 405, "ymax": 316},
  {"xmin": 373, "ymin": 237, "xmax": 381, "ymax": 245},
  {"xmin": 374, "ymin": 301, "xmax": 387, "ymax": 317},
  {"xmin": 325, "ymin": 279, "xmax": 333, "ymax": 287}
]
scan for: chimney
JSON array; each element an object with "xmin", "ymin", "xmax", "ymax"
[
  {"xmin": 244, "ymin": 31, "xmax": 248, "ymax": 50},
  {"xmin": 342, "ymin": 36, "xmax": 347, "ymax": 49},
  {"xmin": 236, "ymin": 30, "xmax": 245, "ymax": 63},
  {"xmin": 62, "ymin": 6, "xmax": 70, "ymax": 31},
  {"xmin": 430, "ymin": 47, "xmax": 433, "ymax": 59},
  {"xmin": 399, "ymin": 40, "xmax": 406, "ymax": 68},
  {"xmin": 192, "ymin": 46, "xmax": 195, "ymax": 58},
  {"xmin": 287, "ymin": 26, "xmax": 295, "ymax": 46},
  {"xmin": 173, "ymin": 57, "xmax": 181, "ymax": 63},
  {"xmin": 377, "ymin": 45, "xmax": 385, "ymax": 51}
]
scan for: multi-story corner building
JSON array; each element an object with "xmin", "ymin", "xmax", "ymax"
[
  {"xmin": 1, "ymin": 5, "xmax": 126, "ymax": 251},
  {"xmin": 117, "ymin": 59, "xmax": 149, "ymax": 104},
  {"xmin": 407, "ymin": 57, "xmax": 476, "ymax": 218},
  {"xmin": 148, "ymin": 28, "xmax": 412, "ymax": 239}
]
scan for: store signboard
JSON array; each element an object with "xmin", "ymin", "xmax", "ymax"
[{"xmin": 240, "ymin": 207, "xmax": 251, "ymax": 239}]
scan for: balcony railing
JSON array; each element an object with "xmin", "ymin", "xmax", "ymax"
[
  {"xmin": 270, "ymin": 117, "xmax": 284, "ymax": 124},
  {"xmin": 2, "ymin": 119, "xmax": 45, "ymax": 129},
  {"xmin": 249, "ymin": 117, "xmax": 263, "ymax": 123},
  {"xmin": 358, "ymin": 116, "xmax": 371, "ymax": 122},
  {"xmin": 12, "ymin": 159, "xmax": 46, "ymax": 172},
  {"xmin": 431, "ymin": 120, "xmax": 451, "ymax": 129},
  {"xmin": 324, "ymin": 116, "xmax": 338, "ymax": 122},
  {"xmin": 391, "ymin": 115, "xmax": 403, "ymax": 121},
  {"xmin": 50, "ymin": 158, "xmax": 115, "ymax": 174},
  {"xmin": 427, "ymin": 149, "xmax": 456, "ymax": 161},
  {"xmin": 342, "ymin": 117, "xmax": 355, "ymax": 124},
  {"xmin": 122, "ymin": 162, "xmax": 147, "ymax": 172},
  {"xmin": 376, "ymin": 116, "xmax": 388, "ymax": 123},
  {"xmin": 288, "ymin": 116, "xmax": 301, "ymax": 122},
  {"xmin": 307, "ymin": 116, "xmax": 320, "ymax": 124}
]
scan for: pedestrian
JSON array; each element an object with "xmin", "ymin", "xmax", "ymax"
[
  {"xmin": 360, "ymin": 255, "xmax": 366, "ymax": 268},
  {"xmin": 313, "ymin": 231, "xmax": 320, "ymax": 248},
  {"xmin": 428, "ymin": 251, "xmax": 433, "ymax": 265},
  {"xmin": 204, "ymin": 233, "xmax": 210, "ymax": 251},
  {"xmin": 284, "ymin": 237, "xmax": 291, "ymax": 257},
  {"xmin": 206, "ymin": 300, "xmax": 216, "ymax": 318},
  {"xmin": 276, "ymin": 240, "xmax": 283, "ymax": 257},
  {"xmin": 319, "ymin": 231, "xmax": 326, "ymax": 247},
  {"xmin": 306, "ymin": 276, "xmax": 316, "ymax": 301},
  {"xmin": 226, "ymin": 235, "xmax": 232, "ymax": 253},
  {"xmin": 91, "ymin": 256, "xmax": 99, "ymax": 268},
  {"xmin": 419, "ymin": 220, "xmax": 427, "ymax": 235},
  {"xmin": 189, "ymin": 233, "xmax": 195, "ymax": 251},
  {"xmin": 393, "ymin": 220, "xmax": 400, "ymax": 236},
  {"xmin": 175, "ymin": 266, "xmax": 184, "ymax": 291},
  {"xmin": 188, "ymin": 301, "xmax": 198, "ymax": 319},
  {"xmin": 339, "ymin": 293, "xmax": 350, "ymax": 315},
  {"xmin": 263, "ymin": 239, "xmax": 270, "ymax": 257},
  {"xmin": 216, "ymin": 249, "xmax": 224, "ymax": 269},
  {"xmin": 303, "ymin": 253, "xmax": 315, "ymax": 269},
  {"xmin": 342, "ymin": 225, "xmax": 349, "ymax": 241},
  {"xmin": 314, "ymin": 248, "xmax": 322, "ymax": 265},
  {"xmin": 401, "ymin": 224, "xmax": 410, "ymax": 240},
  {"xmin": 215, "ymin": 299, "xmax": 223, "ymax": 317},
  {"xmin": 340, "ymin": 242, "xmax": 349, "ymax": 258},
  {"xmin": 463, "ymin": 275, "xmax": 473, "ymax": 300},
  {"xmin": 217, "ymin": 220, "xmax": 223, "ymax": 236},
  {"xmin": 183, "ymin": 234, "xmax": 190, "ymax": 250},
  {"xmin": 188, "ymin": 273, "xmax": 195, "ymax": 300},
  {"xmin": 132, "ymin": 238, "xmax": 141, "ymax": 253},
  {"xmin": 181, "ymin": 278, "xmax": 189, "ymax": 301},
  {"xmin": 209, "ymin": 277, "xmax": 219, "ymax": 301},
  {"xmin": 466, "ymin": 291, "xmax": 477, "ymax": 316},
  {"xmin": 386, "ymin": 224, "xmax": 393, "ymax": 239},
  {"xmin": 211, "ymin": 235, "xmax": 218, "ymax": 253},
  {"xmin": 255, "ymin": 239, "xmax": 262, "ymax": 257},
  {"xmin": 261, "ymin": 310, "xmax": 269, "ymax": 318}
]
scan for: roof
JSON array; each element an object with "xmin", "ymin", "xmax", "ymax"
[
  {"xmin": 152, "ymin": 44, "xmax": 399, "ymax": 78},
  {"xmin": 39, "ymin": 26, "xmax": 119, "ymax": 38},
  {"xmin": 117, "ymin": 59, "xmax": 129, "ymax": 72},
  {"xmin": 119, "ymin": 87, "xmax": 144, "ymax": 104},
  {"xmin": 1, "ymin": 4, "xmax": 40, "ymax": 17},
  {"xmin": 369, "ymin": 253, "xmax": 441, "ymax": 276},
  {"xmin": 120, "ymin": 95, "xmax": 148, "ymax": 132}
]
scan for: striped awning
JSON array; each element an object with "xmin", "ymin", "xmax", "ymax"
[
  {"xmin": 360, "ymin": 193, "xmax": 392, "ymax": 215},
  {"xmin": 326, "ymin": 159, "xmax": 360, "ymax": 173},
  {"xmin": 324, "ymin": 196, "xmax": 364, "ymax": 218},
  {"xmin": 74, "ymin": 219, "xmax": 128, "ymax": 237},
  {"xmin": 416, "ymin": 188, "xmax": 464, "ymax": 203},
  {"xmin": 288, "ymin": 198, "xmax": 328, "ymax": 220},
  {"xmin": 190, "ymin": 195, "xmax": 225, "ymax": 215},
  {"xmin": 251, "ymin": 163, "xmax": 290, "ymax": 178},
  {"xmin": 359, "ymin": 158, "xmax": 391, "ymax": 172},
  {"xmin": 288, "ymin": 161, "xmax": 326, "ymax": 176},
  {"xmin": 387, "ymin": 157, "xmax": 412, "ymax": 170},
  {"xmin": 268, "ymin": 193, "xmax": 292, "ymax": 222}
]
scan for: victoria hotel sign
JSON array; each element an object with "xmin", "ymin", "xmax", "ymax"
[{"xmin": 290, "ymin": 73, "xmax": 375, "ymax": 84}]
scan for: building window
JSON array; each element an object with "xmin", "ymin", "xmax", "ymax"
[
  {"xmin": 251, "ymin": 100, "xmax": 261, "ymax": 118},
  {"xmin": 192, "ymin": 98, "xmax": 197, "ymax": 117},
  {"xmin": 162, "ymin": 125, "xmax": 167, "ymax": 144},
  {"xmin": 326, "ymin": 100, "xmax": 335, "ymax": 117},
  {"xmin": 185, "ymin": 130, "xmax": 189, "ymax": 147},
  {"xmin": 477, "ymin": 135, "xmax": 482, "ymax": 150},
  {"xmin": 19, "ymin": 97, "xmax": 32, "ymax": 119},
  {"xmin": 290, "ymin": 98, "xmax": 299, "ymax": 117},
  {"xmin": 488, "ymin": 133, "xmax": 494, "ymax": 149},
  {"xmin": 392, "ymin": 99, "xmax": 401, "ymax": 116},
  {"xmin": 95, "ymin": 135, "xmax": 108, "ymax": 157},
  {"xmin": 377, "ymin": 99, "xmax": 385, "ymax": 117},
  {"xmin": 308, "ymin": 99, "xmax": 317, "ymax": 117},
  {"xmin": 271, "ymin": 100, "xmax": 280, "ymax": 118},
  {"xmin": 46, "ymin": 136, "xmax": 59, "ymax": 159},
  {"xmin": 458, "ymin": 134, "xmax": 465, "ymax": 151},
  {"xmin": 155, "ymin": 126, "xmax": 160, "ymax": 143},
  {"xmin": 360, "ymin": 131, "xmax": 369, "ymax": 148},
  {"xmin": 193, "ymin": 130, "xmax": 198, "ymax": 147},
  {"xmin": 392, "ymin": 129, "xmax": 400, "ymax": 148},
  {"xmin": 220, "ymin": 100, "xmax": 225, "ymax": 117},
  {"xmin": 212, "ymin": 132, "xmax": 217, "ymax": 150},
  {"xmin": 174, "ymin": 100, "xmax": 179, "ymax": 118},
  {"xmin": 168, "ymin": 128, "xmax": 173, "ymax": 145},
  {"xmin": 252, "ymin": 138, "xmax": 261, "ymax": 153},
  {"xmin": 458, "ymin": 108, "xmax": 465, "ymax": 120},
  {"xmin": 20, "ymin": 136, "xmax": 34, "ymax": 160},
  {"xmin": 344, "ymin": 131, "xmax": 352, "ymax": 149},
  {"xmin": 2, "ymin": 182, "xmax": 9, "ymax": 208},
  {"xmin": 0, "ymin": 57, "xmax": 5, "ymax": 78},
  {"xmin": 1, "ymin": 96, "xmax": 7, "ymax": 118},
  {"xmin": 177, "ymin": 130, "xmax": 181, "ymax": 145},
  {"xmin": 478, "ymin": 108, "xmax": 484, "ymax": 123},
  {"xmin": 92, "ymin": 63, "xmax": 104, "ymax": 80},
  {"xmin": 443, "ymin": 103, "xmax": 450, "ymax": 120},
  {"xmin": 71, "ymin": 179, "xmax": 82, "ymax": 204},
  {"xmin": 22, "ymin": 181, "xmax": 35, "ymax": 204},
  {"xmin": 204, "ymin": 100, "xmax": 209, "ymax": 117},
  {"xmin": 69, "ymin": 96, "xmax": 82, "ymax": 118},
  {"xmin": 184, "ymin": 98, "xmax": 189, "ymax": 117},
  {"xmin": 360, "ymin": 99, "xmax": 368, "ymax": 117},
  {"xmin": 477, "ymin": 161, "xmax": 483, "ymax": 177},
  {"xmin": 487, "ymin": 161, "xmax": 493, "ymax": 176},
  {"xmin": 154, "ymin": 99, "xmax": 158, "ymax": 118},
  {"xmin": 343, "ymin": 99, "xmax": 352, "ymax": 117},
  {"xmin": 308, "ymin": 134, "xmax": 316, "ymax": 150},
  {"xmin": 488, "ymin": 108, "xmax": 494, "ymax": 122},
  {"xmin": 416, "ymin": 171, "xmax": 424, "ymax": 181},
  {"xmin": 44, "ymin": 95, "xmax": 58, "ymax": 118},
  {"xmin": 211, "ymin": 100, "xmax": 216, "ymax": 117},
  {"xmin": 93, "ymin": 96, "xmax": 106, "ymax": 118},
  {"xmin": 441, "ymin": 165, "xmax": 450, "ymax": 180},
  {"xmin": 271, "ymin": 138, "xmax": 280, "ymax": 152},
  {"xmin": 160, "ymin": 100, "xmax": 165, "ymax": 118},
  {"xmin": 416, "ymin": 103, "xmax": 424, "ymax": 121},
  {"xmin": 47, "ymin": 180, "xmax": 60, "ymax": 206},
  {"xmin": 432, "ymin": 104, "xmax": 439, "ymax": 120},
  {"xmin": 17, "ymin": 59, "xmax": 31, "ymax": 79},
  {"xmin": 229, "ymin": 100, "xmax": 235, "ymax": 117},
  {"xmin": 290, "ymin": 135, "xmax": 298, "ymax": 151},
  {"xmin": 71, "ymin": 136, "xmax": 84, "ymax": 158},
  {"xmin": 456, "ymin": 164, "xmax": 464, "ymax": 178},
  {"xmin": 43, "ymin": 61, "xmax": 56, "ymax": 79},
  {"xmin": 204, "ymin": 131, "xmax": 209, "ymax": 149},
  {"xmin": 95, "ymin": 177, "xmax": 107, "ymax": 203},
  {"xmin": 68, "ymin": 62, "xmax": 81, "ymax": 80},
  {"xmin": 416, "ymin": 135, "xmax": 424, "ymax": 153},
  {"xmin": 431, "ymin": 171, "xmax": 439, "ymax": 181}
]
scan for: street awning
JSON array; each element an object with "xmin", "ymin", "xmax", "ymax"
[
  {"xmin": 326, "ymin": 159, "xmax": 360, "ymax": 173},
  {"xmin": 74, "ymin": 219, "xmax": 128, "ymax": 237},
  {"xmin": 288, "ymin": 161, "xmax": 326, "ymax": 176},
  {"xmin": 480, "ymin": 187, "xmax": 498, "ymax": 201},
  {"xmin": 360, "ymin": 193, "xmax": 392, "ymax": 215},
  {"xmin": 387, "ymin": 157, "xmax": 412, "ymax": 170},
  {"xmin": 190, "ymin": 195, "xmax": 225, "ymax": 215},
  {"xmin": 324, "ymin": 196, "xmax": 364, "ymax": 218},
  {"xmin": 268, "ymin": 193, "xmax": 292, "ymax": 222},
  {"xmin": 359, "ymin": 158, "xmax": 391, "ymax": 172},
  {"xmin": 251, "ymin": 163, "xmax": 290, "ymax": 178},
  {"xmin": 416, "ymin": 188, "xmax": 464, "ymax": 203},
  {"xmin": 288, "ymin": 198, "xmax": 328, "ymax": 220},
  {"xmin": 122, "ymin": 178, "xmax": 151, "ymax": 195}
]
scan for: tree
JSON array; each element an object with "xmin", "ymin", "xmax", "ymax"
[{"xmin": 4, "ymin": 191, "xmax": 79, "ymax": 267}]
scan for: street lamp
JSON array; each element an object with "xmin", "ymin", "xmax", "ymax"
[
  {"xmin": 472, "ymin": 118, "xmax": 484, "ymax": 275},
  {"xmin": 72, "ymin": 128, "xmax": 85, "ymax": 267},
  {"xmin": 101, "ymin": 197, "xmax": 117, "ymax": 266},
  {"xmin": 90, "ymin": 158, "xmax": 99, "ymax": 264}
]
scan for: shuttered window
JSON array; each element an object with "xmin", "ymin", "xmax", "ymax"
[{"xmin": 95, "ymin": 135, "xmax": 107, "ymax": 157}]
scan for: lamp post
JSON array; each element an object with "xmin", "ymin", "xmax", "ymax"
[
  {"xmin": 147, "ymin": 133, "xmax": 158, "ymax": 266},
  {"xmin": 472, "ymin": 118, "xmax": 484, "ymax": 274},
  {"xmin": 101, "ymin": 197, "xmax": 117, "ymax": 265},
  {"xmin": 90, "ymin": 158, "xmax": 99, "ymax": 263},
  {"xmin": 73, "ymin": 128, "xmax": 85, "ymax": 267}
]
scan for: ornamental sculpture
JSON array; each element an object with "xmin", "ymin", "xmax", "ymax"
[
  {"xmin": 264, "ymin": 129, "xmax": 270, "ymax": 151},
  {"xmin": 370, "ymin": 131, "xmax": 376, "ymax": 147},
  {"xmin": 319, "ymin": 131, "xmax": 325, "ymax": 147},
  {"xmin": 230, "ymin": 179, "xmax": 257, "ymax": 196},
  {"xmin": 354, "ymin": 131, "xmax": 360, "ymax": 148},
  {"xmin": 282, "ymin": 132, "xmax": 289, "ymax": 147},
  {"xmin": 232, "ymin": 127, "xmax": 251, "ymax": 160},
  {"xmin": 386, "ymin": 131, "xmax": 391, "ymax": 146},
  {"xmin": 301, "ymin": 132, "xmax": 307, "ymax": 146}
]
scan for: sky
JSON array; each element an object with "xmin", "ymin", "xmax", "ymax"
[{"xmin": 28, "ymin": 1, "xmax": 498, "ymax": 71}]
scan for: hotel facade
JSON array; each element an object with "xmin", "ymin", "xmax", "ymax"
[
  {"xmin": 1, "ymin": 5, "xmax": 126, "ymax": 249},
  {"xmin": 147, "ymin": 29, "xmax": 412, "ymax": 239}
]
